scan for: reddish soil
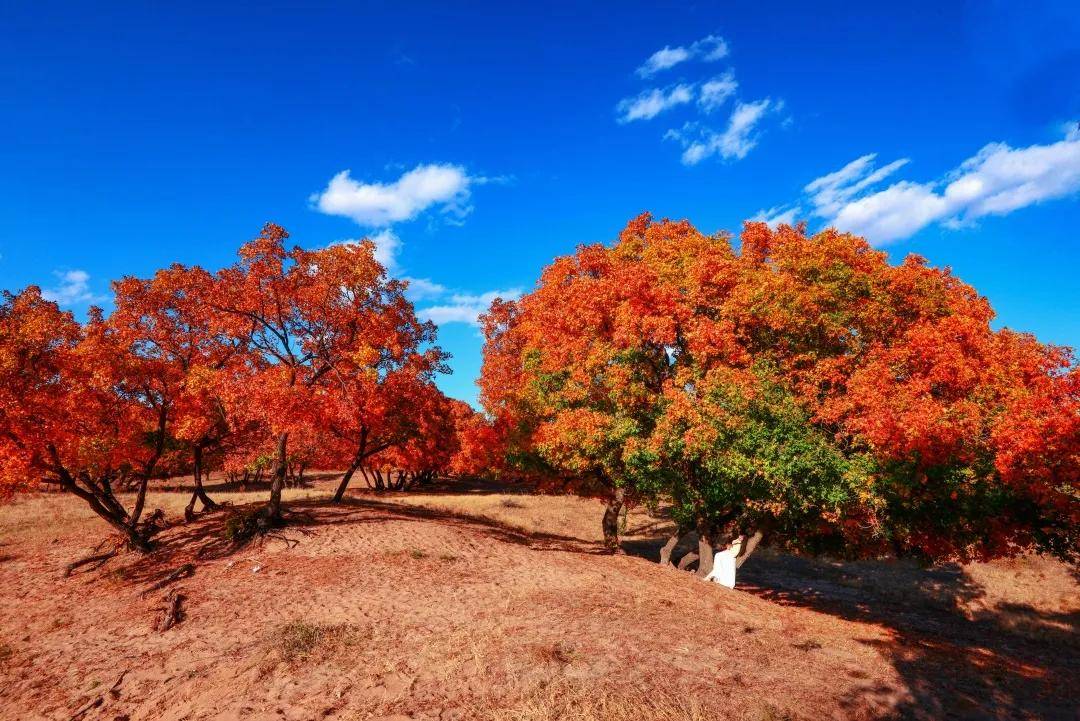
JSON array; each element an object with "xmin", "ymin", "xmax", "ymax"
[{"xmin": 0, "ymin": 478, "xmax": 1076, "ymax": 720}]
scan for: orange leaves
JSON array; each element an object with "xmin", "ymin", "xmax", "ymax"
[
  {"xmin": 481, "ymin": 213, "xmax": 1078, "ymax": 562},
  {"xmin": 0, "ymin": 286, "xmax": 163, "ymax": 507},
  {"xmin": 0, "ymin": 223, "xmax": 461, "ymax": 533}
]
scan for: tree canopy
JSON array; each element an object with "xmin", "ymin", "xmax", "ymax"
[{"xmin": 479, "ymin": 214, "xmax": 1078, "ymax": 565}]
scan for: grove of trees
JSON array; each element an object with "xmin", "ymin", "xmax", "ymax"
[
  {"xmin": 0, "ymin": 216, "xmax": 1076, "ymax": 575},
  {"xmin": 0, "ymin": 224, "xmax": 483, "ymax": 550}
]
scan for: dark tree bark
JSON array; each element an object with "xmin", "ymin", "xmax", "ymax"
[
  {"xmin": 47, "ymin": 447, "xmax": 155, "ymax": 552},
  {"xmin": 332, "ymin": 452, "xmax": 364, "ymax": 503},
  {"xmin": 601, "ymin": 486, "xmax": 625, "ymax": 553},
  {"xmin": 263, "ymin": 431, "xmax": 289, "ymax": 524},
  {"xmin": 64, "ymin": 550, "xmax": 119, "ymax": 577},
  {"xmin": 735, "ymin": 529, "xmax": 764, "ymax": 569},
  {"xmin": 695, "ymin": 519, "xmax": 715, "ymax": 578},
  {"xmin": 659, "ymin": 524, "xmax": 689, "ymax": 567},
  {"xmin": 185, "ymin": 446, "xmax": 218, "ymax": 521},
  {"xmin": 156, "ymin": 589, "xmax": 185, "ymax": 631},
  {"xmin": 677, "ymin": 551, "xmax": 699, "ymax": 571}
]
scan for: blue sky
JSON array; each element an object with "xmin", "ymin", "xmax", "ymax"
[{"xmin": 2, "ymin": 1, "xmax": 1079, "ymax": 404}]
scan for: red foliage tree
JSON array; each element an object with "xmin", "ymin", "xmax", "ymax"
[
  {"xmin": 0, "ymin": 289, "xmax": 169, "ymax": 550},
  {"xmin": 111, "ymin": 265, "xmax": 244, "ymax": 520},
  {"xmin": 480, "ymin": 214, "xmax": 1079, "ymax": 564},
  {"xmin": 201, "ymin": 225, "xmax": 431, "ymax": 522}
]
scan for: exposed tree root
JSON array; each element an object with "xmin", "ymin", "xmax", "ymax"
[
  {"xmin": 197, "ymin": 507, "xmax": 310, "ymax": 559},
  {"xmin": 69, "ymin": 669, "xmax": 126, "ymax": 720},
  {"xmin": 155, "ymin": 589, "xmax": 185, "ymax": 631},
  {"xmin": 141, "ymin": 563, "xmax": 195, "ymax": 596},
  {"xmin": 64, "ymin": 551, "xmax": 118, "ymax": 578}
]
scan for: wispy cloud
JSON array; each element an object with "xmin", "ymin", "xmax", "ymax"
[
  {"xmin": 804, "ymin": 154, "xmax": 911, "ymax": 218},
  {"xmin": 618, "ymin": 38, "xmax": 786, "ymax": 164},
  {"xmin": 401, "ymin": 276, "xmax": 447, "ymax": 303},
  {"xmin": 330, "ymin": 228, "xmax": 403, "ymax": 271},
  {"xmin": 750, "ymin": 205, "xmax": 801, "ymax": 228},
  {"xmin": 697, "ymin": 71, "xmax": 738, "ymax": 113},
  {"xmin": 616, "ymin": 84, "xmax": 694, "ymax": 123},
  {"xmin": 315, "ymin": 162, "xmax": 509, "ymax": 304},
  {"xmin": 418, "ymin": 288, "xmax": 522, "ymax": 326},
  {"xmin": 41, "ymin": 269, "xmax": 107, "ymax": 307},
  {"xmin": 665, "ymin": 98, "xmax": 777, "ymax": 165},
  {"xmin": 636, "ymin": 35, "xmax": 729, "ymax": 78},
  {"xmin": 774, "ymin": 123, "xmax": 1080, "ymax": 244},
  {"xmin": 312, "ymin": 164, "xmax": 477, "ymax": 227}
]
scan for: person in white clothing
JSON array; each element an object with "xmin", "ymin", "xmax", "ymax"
[{"xmin": 703, "ymin": 535, "xmax": 743, "ymax": 588}]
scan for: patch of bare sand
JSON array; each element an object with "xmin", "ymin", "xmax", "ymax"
[{"xmin": 0, "ymin": 479, "xmax": 1076, "ymax": 720}]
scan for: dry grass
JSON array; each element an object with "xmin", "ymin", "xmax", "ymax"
[
  {"xmin": 269, "ymin": 619, "xmax": 365, "ymax": 664},
  {"xmin": 391, "ymin": 490, "xmax": 659, "ymax": 544},
  {"xmin": 0, "ymin": 474, "xmax": 1076, "ymax": 720},
  {"xmin": 480, "ymin": 679, "xmax": 718, "ymax": 721}
]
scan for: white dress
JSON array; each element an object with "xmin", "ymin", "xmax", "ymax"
[{"xmin": 703, "ymin": 539, "xmax": 742, "ymax": 589}]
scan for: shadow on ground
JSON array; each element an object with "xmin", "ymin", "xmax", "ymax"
[
  {"xmin": 98, "ymin": 491, "xmax": 606, "ymax": 590},
  {"xmin": 69, "ymin": 485, "xmax": 1078, "ymax": 721},
  {"xmin": 625, "ymin": 518, "xmax": 1078, "ymax": 721}
]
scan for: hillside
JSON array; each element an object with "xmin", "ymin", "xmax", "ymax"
[{"xmin": 0, "ymin": 477, "xmax": 1076, "ymax": 721}]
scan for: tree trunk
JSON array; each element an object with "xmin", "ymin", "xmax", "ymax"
[
  {"xmin": 677, "ymin": 551, "xmax": 699, "ymax": 571},
  {"xmin": 695, "ymin": 520, "xmax": 715, "ymax": 578},
  {"xmin": 264, "ymin": 432, "xmax": 289, "ymax": 524},
  {"xmin": 332, "ymin": 455, "xmax": 364, "ymax": 503},
  {"xmin": 185, "ymin": 447, "xmax": 218, "ymax": 521},
  {"xmin": 735, "ymin": 529, "xmax": 764, "ymax": 569},
  {"xmin": 601, "ymin": 486, "xmax": 625, "ymax": 553},
  {"xmin": 659, "ymin": 525, "xmax": 688, "ymax": 567}
]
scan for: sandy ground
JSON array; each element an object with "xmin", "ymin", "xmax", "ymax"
[{"xmin": 0, "ymin": 476, "xmax": 1076, "ymax": 721}]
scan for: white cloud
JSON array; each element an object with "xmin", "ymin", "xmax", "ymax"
[
  {"xmin": 616, "ymin": 84, "xmax": 694, "ymax": 123},
  {"xmin": 750, "ymin": 205, "xmax": 801, "ymax": 228},
  {"xmin": 721, "ymin": 99, "xmax": 775, "ymax": 159},
  {"xmin": 832, "ymin": 182, "xmax": 948, "ymax": 243},
  {"xmin": 694, "ymin": 35, "xmax": 730, "ymax": 62},
  {"xmin": 636, "ymin": 35, "xmax": 729, "ymax": 77},
  {"xmin": 41, "ymin": 270, "xmax": 107, "ymax": 306},
  {"xmin": 621, "ymin": 35, "xmax": 785, "ymax": 164},
  {"xmin": 637, "ymin": 46, "xmax": 691, "ymax": 77},
  {"xmin": 367, "ymin": 228, "xmax": 401, "ymax": 270},
  {"xmin": 804, "ymin": 154, "xmax": 910, "ymax": 218},
  {"xmin": 401, "ymin": 276, "xmax": 447, "ymax": 302},
  {"xmin": 698, "ymin": 71, "xmax": 737, "ymax": 113},
  {"xmin": 329, "ymin": 228, "xmax": 402, "ymax": 272},
  {"xmin": 418, "ymin": 288, "xmax": 522, "ymax": 326},
  {"xmin": 312, "ymin": 164, "xmax": 475, "ymax": 227},
  {"xmin": 797, "ymin": 123, "xmax": 1080, "ymax": 244},
  {"xmin": 666, "ymin": 98, "xmax": 775, "ymax": 164}
]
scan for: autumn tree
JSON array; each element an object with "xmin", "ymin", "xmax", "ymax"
[
  {"xmin": 352, "ymin": 385, "xmax": 461, "ymax": 492},
  {"xmin": 449, "ymin": 407, "xmax": 506, "ymax": 479},
  {"xmin": 0, "ymin": 289, "xmax": 169, "ymax": 551},
  {"xmin": 320, "ymin": 270, "xmax": 449, "ymax": 502},
  {"xmin": 197, "ymin": 224, "xmax": 451, "ymax": 522},
  {"xmin": 111, "ymin": 265, "xmax": 243, "ymax": 520},
  {"xmin": 481, "ymin": 214, "xmax": 1079, "ymax": 567},
  {"xmin": 478, "ymin": 220, "xmax": 692, "ymax": 551}
]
